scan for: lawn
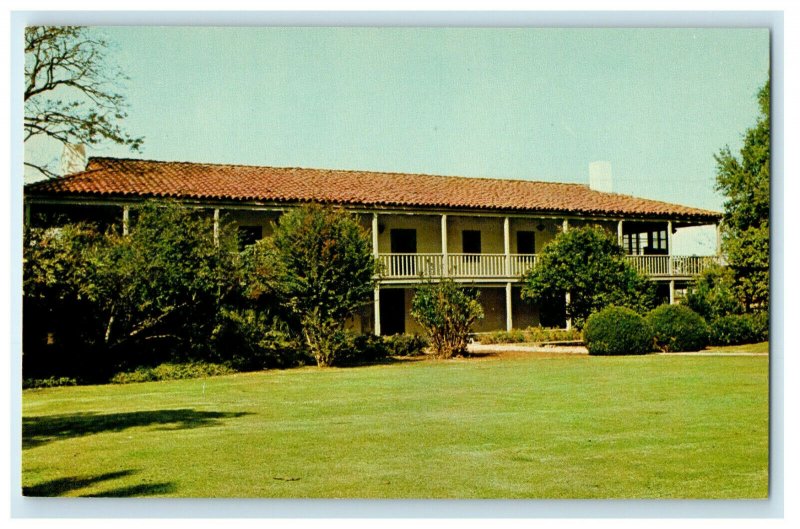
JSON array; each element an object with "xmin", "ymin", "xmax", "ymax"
[{"xmin": 21, "ymin": 351, "xmax": 769, "ymax": 498}]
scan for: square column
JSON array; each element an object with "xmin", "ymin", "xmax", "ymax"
[
  {"xmin": 372, "ymin": 213, "xmax": 381, "ymax": 336},
  {"xmin": 213, "ymin": 208, "xmax": 220, "ymax": 245},
  {"xmin": 505, "ymin": 282, "xmax": 513, "ymax": 331},
  {"xmin": 122, "ymin": 205, "xmax": 130, "ymax": 236},
  {"xmin": 503, "ymin": 216, "xmax": 511, "ymax": 276},
  {"xmin": 441, "ymin": 214, "xmax": 448, "ymax": 276},
  {"xmin": 617, "ymin": 220, "xmax": 624, "ymax": 247}
]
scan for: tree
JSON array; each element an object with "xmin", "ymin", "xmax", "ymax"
[
  {"xmin": 410, "ymin": 278, "xmax": 484, "ymax": 359},
  {"xmin": 714, "ymin": 80, "xmax": 770, "ymax": 312},
  {"xmin": 24, "ymin": 26, "xmax": 143, "ymax": 178},
  {"xmin": 23, "ymin": 201, "xmax": 239, "ymax": 379},
  {"xmin": 520, "ymin": 225, "xmax": 655, "ymax": 329},
  {"xmin": 254, "ymin": 204, "xmax": 377, "ymax": 367}
]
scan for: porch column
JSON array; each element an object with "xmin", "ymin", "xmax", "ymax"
[
  {"xmin": 24, "ymin": 203, "xmax": 30, "ymax": 227},
  {"xmin": 213, "ymin": 208, "xmax": 220, "ymax": 246},
  {"xmin": 373, "ymin": 213, "xmax": 381, "ymax": 336},
  {"xmin": 565, "ymin": 292, "xmax": 572, "ymax": 330},
  {"xmin": 562, "ymin": 218, "xmax": 569, "ymax": 233},
  {"xmin": 716, "ymin": 222, "xmax": 722, "ymax": 255},
  {"xmin": 617, "ymin": 220, "xmax": 624, "ymax": 247},
  {"xmin": 122, "ymin": 205, "xmax": 130, "ymax": 236},
  {"xmin": 441, "ymin": 214, "xmax": 448, "ymax": 276},
  {"xmin": 667, "ymin": 220, "xmax": 673, "ymax": 275},
  {"xmin": 505, "ymin": 282, "xmax": 513, "ymax": 331},
  {"xmin": 503, "ymin": 216, "xmax": 511, "ymax": 276},
  {"xmin": 669, "ymin": 280, "xmax": 675, "ymax": 305}
]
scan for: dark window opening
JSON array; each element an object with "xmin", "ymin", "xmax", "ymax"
[
  {"xmin": 462, "ymin": 230, "xmax": 481, "ymax": 254},
  {"xmin": 238, "ymin": 225, "xmax": 263, "ymax": 250},
  {"xmin": 516, "ymin": 231, "xmax": 536, "ymax": 254}
]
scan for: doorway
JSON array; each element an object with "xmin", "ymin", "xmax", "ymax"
[{"xmin": 380, "ymin": 288, "xmax": 406, "ymax": 335}]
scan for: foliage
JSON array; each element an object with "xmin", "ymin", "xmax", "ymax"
[
  {"xmin": 683, "ymin": 264, "xmax": 744, "ymax": 322},
  {"xmin": 479, "ymin": 327, "xmax": 583, "ymax": 344},
  {"xmin": 410, "ymin": 278, "xmax": 484, "ymax": 359},
  {"xmin": 715, "ymin": 80, "xmax": 770, "ymax": 312},
  {"xmin": 110, "ymin": 362, "xmax": 235, "ymax": 384},
  {"xmin": 22, "ymin": 377, "xmax": 78, "ymax": 390},
  {"xmin": 383, "ymin": 333, "xmax": 429, "ymax": 357},
  {"xmin": 646, "ymin": 305, "xmax": 709, "ymax": 352},
  {"xmin": 709, "ymin": 313, "xmax": 769, "ymax": 346},
  {"xmin": 210, "ymin": 307, "xmax": 308, "ymax": 370},
  {"xmin": 252, "ymin": 204, "xmax": 377, "ymax": 367},
  {"xmin": 521, "ymin": 226, "xmax": 656, "ymax": 329},
  {"xmin": 23, "ymin": 201, "xmax": 240, "ymax": 379},
  {"xmin": 583, "ymin": 306, "xmax": 654, "ymax": 356},
  {"xmin": 24, "ymin": 27, "xmax": 143, "ymax": 178}
]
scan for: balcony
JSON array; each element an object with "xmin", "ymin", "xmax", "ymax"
[{"xmin": 377, "ymin": 253, "xmax": 720, "ymax": 282}]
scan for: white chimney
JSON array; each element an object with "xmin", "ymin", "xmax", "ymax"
[
  {"xmin": 589, "ymin": 161, "xmax": 612, "ymax": 193},
  {"xmin": 60, "ymin": 144, "xmax": 87, "ymax": 176}
]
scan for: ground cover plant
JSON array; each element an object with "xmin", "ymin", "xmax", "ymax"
[
  {"xmin": 478, "ymin": 327, "xmax": 583, "ymax": 345},
  {"xmin": 22, "ymin": 352, "xmax": 768, "ymax": 498}
]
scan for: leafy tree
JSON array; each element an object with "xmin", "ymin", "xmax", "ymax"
[
  {"xmin": 683, "ymin": 264, "xmax": 743, "ymax": 322},
  {"xmin": 410, "ymin": 278, "xmax": 484, "ymax": 359},
  {"xmin": 24, "ymin": 26, "xmax": 143, "ymax": 178},
  {"xmin": 520, "ymin": 225, "xmax": 655, "ymax": 329},
  {"xmin": 253, "ymin": 204, "xmax": 377, "ymax": 367},
  {"xmin": 23, "ymin": 201, "xmax": 239, "ymax": 378},
  {"xmin": 715, "ymin": 80, "xmax": 770, "ymax": 311}
]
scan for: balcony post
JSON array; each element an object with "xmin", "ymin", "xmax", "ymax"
[
  {"xmin": 213, "ymin": 208, "xmax": 220, "ymax": 246},
  {"xmin": 441, "ymin": 214, "xmax": 448, "ymax": 276},
  {"xmin": 617, "ymin": 219, "xmax": 623, "ymax": 247},
  {"xmin": 667, "ymin": 220, "xmax": 673, "ymax": 275},
  {"xmin": 122, "ymin": 205, "xmax": 130, "ymax": 236},
  {"xmin": 503, "ymin": 216, "xmax": 511, "ymax": 276},
  {"xmin": 505, "ymin": 282, "xmax": 513, "ymax": 331}
]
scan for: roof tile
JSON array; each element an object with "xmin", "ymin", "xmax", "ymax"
[{"xmin": 24, "ymin": 157, "xmax": 721, "ymax": 221}]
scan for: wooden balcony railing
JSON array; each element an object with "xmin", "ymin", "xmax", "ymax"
[{"xmin": 378, "ymin": 253, "xmax": 719, "ymax": 280}]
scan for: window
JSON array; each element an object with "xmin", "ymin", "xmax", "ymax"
[
  {"xmin": 237, "ymin": 225, "xmax": 263, "ymax": 250},
  {"xmin": 516, "ymin": 231, "xmax": 536, "ymax": 254},
  {"xmin": 462, "ymin": 230, "xmax": 481, "ymax": 254}
]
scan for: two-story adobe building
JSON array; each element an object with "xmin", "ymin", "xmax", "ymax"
[{"xmin": 23, "ymin": 157, "xmax": 722, "ymax": 335}]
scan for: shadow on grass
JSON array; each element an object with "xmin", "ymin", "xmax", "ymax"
[
  {"xmin": 23, "ymin": 408, "xmax": 252, "ymax": 449},
  {"xmin": 23, "ymin": 469, "xmax": 177, "ymax": 497}
]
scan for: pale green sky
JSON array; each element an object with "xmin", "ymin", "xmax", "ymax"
[{"xmin": 26, "ymin": 27, "xmax": 769, "ymax": 253}]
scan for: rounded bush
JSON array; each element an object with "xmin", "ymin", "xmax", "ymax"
[
  {"xmin": 709, "ymin": 313, "xmax": 766, "ymax": 346},
  {"xmin": 583, "ymin": 306, "xmax": 653, "ymax": 356},
  {"xmin": 646, "ymin": 304, "xmax": 709, "ymax": 352}
]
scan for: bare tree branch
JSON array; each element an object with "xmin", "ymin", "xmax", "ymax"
[{"xmin": 24, "ymin": 26, "xmax": 144, "ymax": 179}]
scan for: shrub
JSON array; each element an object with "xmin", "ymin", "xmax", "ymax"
[
  {"xmin": 479, "ymin": 327, "xmax": 582, "ymax": 344},
  {"xmin": 110, "ymin": 362, "xmax": 236, "ymax": 384},
  {"xmin": 22, "ymin": 377, "xmax": 78, "ymax": 389},
  {"xmin": 384, "ymin": 333, "xmax": 429, "ymax": 357},
  {"xmin": 646, "ymin": 305, "xmax": 709, "ymax": 352},
  {"xmin": 210, "ymin": 307, "xmax": 307, "ymax": 370},
  {"xmin": 411, "ymin": 278, "xmax": 484, "ymax": 359},
  {"xmin": 336, "ymin": 333, "xmax": 390, "ymax": 366},
  {"xmin": 683, "ymin": 264, "xmax": 743, "ymax": 321},
  {"xmin": 583, "ymin": 306, "xmax": 654, "ymax": 356},
  {"xmin": 709, "ymin": 313, "xmax": 768, "ymax": 346}
]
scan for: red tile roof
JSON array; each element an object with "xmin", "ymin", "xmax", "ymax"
[{"xmin": 25, "ymin": 157, "xmax": 721, "ymax": 222}]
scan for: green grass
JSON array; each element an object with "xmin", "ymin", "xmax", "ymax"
[
  {"xmin": 22, "ymin": 352, "xmax": 769, "ymax": 498},
  {"xmin": 703, "ymin": 341, "xmax": 769, "ymax": 354}
]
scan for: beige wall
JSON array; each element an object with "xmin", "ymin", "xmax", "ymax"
[
  {"xmin": 223, "ymin": 209, "xmax": 279, "ymax": 239},
  {"xmin": 376, "ymin": 214, "xmax": 442, "ymax": 253}
]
